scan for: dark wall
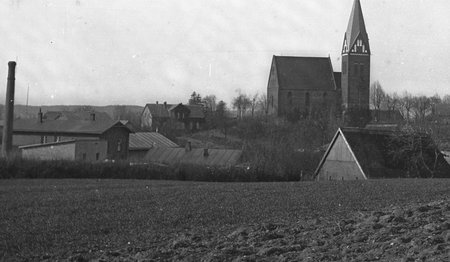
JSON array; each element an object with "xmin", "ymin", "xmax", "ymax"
[
  {"xmin": 278, "ymin": 89, "xmax": 338, "ymax": 117},
  {"xmin": 101, "ymin": 126, "xmax": 130, "ymax": 160},
  {"xmin": 341, "ymin": 54, "xmax": 370, "ymax": 110}
]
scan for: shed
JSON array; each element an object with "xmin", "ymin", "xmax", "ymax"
[
  {"xmin": 128, "ymin": 132, "xmax": 178, "ymax": 161},
  {"xmin": 144, "ymin": 147, "xmax": 242, "ymax": 167},
  {"xmin": 315, "ymin": 128, "xmax": 450, "ymax": 180},
  {"xmin": 20, "ymin": 139, "xmax": 107, "ymax": 162}
]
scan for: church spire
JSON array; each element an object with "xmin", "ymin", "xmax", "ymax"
[{"xmin": 342, "ymin": 0, "xmax": 370, "ymax": 55}]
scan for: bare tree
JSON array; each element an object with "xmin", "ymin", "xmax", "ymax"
[
  {"xmin": 442, "ymin": 94, "xmax": 450, "ymax": 104},
  {"xmin": 412, "ymin": 95, "xmax": 432, "ymax": 123},
  {"xmin": 202, "ymin": 94, "xmax": 217, "ymax": 111},
  {"xmin": 250, "ymin": 93, "xmax": 259, "ymax": 118},
  {"xmin": 257, "ymin": 93, "xmax": 268, "ymax": 117},
  {"xmin": 232, "ymin": 92, "xmax": 252, "ymax": 120},
  {"xmin": 370, "ymin": 81, "xmax": 385, "ymax": 111},
  {"xmin": 399, "ymin": 91, "xmax": 414, "ymax": 121}
]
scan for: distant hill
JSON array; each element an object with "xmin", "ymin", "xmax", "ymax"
[{"xmin": 0, "ymin": 104, "xmax": 144, "ymax": 120}]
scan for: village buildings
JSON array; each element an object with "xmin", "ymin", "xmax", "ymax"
[
  {"xmin": 141, "ymin": 102, "xmax": 205, "ymax": 131},
  {"xmin": 0, "ymin": 111, "xmax": 133, "ymax": 160}
]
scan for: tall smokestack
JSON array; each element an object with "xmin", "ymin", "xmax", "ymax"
[{"xmin": 2, "ymin": 61, "xmax": 16, "ymax": 158}]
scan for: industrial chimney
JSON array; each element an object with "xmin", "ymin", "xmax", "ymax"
[{"xmin": 2, "ymin": 61, "xmax": 16, "ymax": 158}]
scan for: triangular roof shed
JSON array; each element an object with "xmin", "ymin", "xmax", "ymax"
[{"xmin": 315, "ymin": 128, "xmax": 450, "ymax": 180}]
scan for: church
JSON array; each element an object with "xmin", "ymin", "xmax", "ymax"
[{"xmin": 267, "ymin": 0, "xmax": 371, "ymax": 126}]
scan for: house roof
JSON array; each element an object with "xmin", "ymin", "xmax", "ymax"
[
  {"xmin": 272, "ymin": 56, "xmax": 337, "ymax": 91},
  {"xmin": 185, "ymin": 105, "xmax": 205, "ymax": 118},
  {"xmin": 144, "ymin": 147, "xmax": 242, "ymax": 167},
  {"xmin": 315, "ymin": 127, "xmax": 450, "ymax": 178},
  {"xmin": 144, "ymin": 103, "xmax": 172, "ymax": 118},
  {"xmin": 129, "ymin": 132, "xmax": 178, "ymax": 150},
  {"xmin": 145, "ymin": 103, "xmax": 205, "ymax": 119},
  {"xmin": 5, "ymin": 118, "xmax": 133, "ymax": 135},
  {"xmin": 43, "ymin": 111, "xmax": 112, "ymax": 121}
]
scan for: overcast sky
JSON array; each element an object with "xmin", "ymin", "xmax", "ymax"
[{"xmin": 0, "ymin": 0, "xmax": 449, "ymax": 106}]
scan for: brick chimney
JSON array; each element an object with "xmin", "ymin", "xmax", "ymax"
[
  {"xmin": 38, "ymin": 108, "xmax": 43, "ymax": 123},
  {"xmin": 2, "ymin": 61, "xmax": 16, "ymax": 158}
]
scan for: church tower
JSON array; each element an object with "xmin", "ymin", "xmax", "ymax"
[{"xmin": 341, "ymin": 0, "xmax": 371, "ymax": 125}]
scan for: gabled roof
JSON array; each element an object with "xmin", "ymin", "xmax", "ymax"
[
  {"xmin": 7, "ymin": 118, "xmax": 133, "ymax": 135},
  {"xmin": 185, "ymin": 105, "xmax": 206, "ymax": 118},
  {"xmin": 315, "ymin": 127, "xmax": 450, "ymax": 178},
  {"xmin": 144, "ymin": 103, "xmax": 172, "ymax": 118},
  {"xmin": 272, "ymin": 56, "xmax": 337, "ymax": 91},
  {"xmin": 43, "ymin": 111, "xmax": 112, "ymax": 121},
  {"xmin": 129, "ymin": 132, "xmax": 178, "ymax": 150},
  {"xmin": 144, "ymin": 147, "xmax": 242, "ymax": 167}
]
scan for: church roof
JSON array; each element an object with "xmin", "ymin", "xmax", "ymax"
[
  {"xmin": 345, "ymin": 0, "xmax": 370, "ymax": 51},
  {"xmin": 272, "ymin": 56, "xmax": 337, "ymax": 91}
]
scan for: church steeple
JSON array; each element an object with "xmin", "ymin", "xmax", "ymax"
[
  {"xmin": 342, "ymin": 0, "xmax": 370, "ymax": 55},
  {"xmin": 341, "ymin": 0, "xmax": 371, "ymax": 127}
]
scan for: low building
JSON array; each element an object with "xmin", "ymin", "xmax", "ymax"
[
  {"xmin": 128, "ymin": 132, "xmax": 178, "ymax": 162},
  {"xmin": 0, "ymin": 111, "xmax": 133, "ymax": 160},
  {"xmin": 20, "ymin": 140, "xmax": 107, "ymax": 162},
  {"xmin": 315, "ymin": 127, "xmax": 450, "ymax": 180},
  {"xmin": 144, "ymin": 146, "xmax": 242, "ymax": 167},
  {"xmin": 370, "ymin": 109, "xmax": 403, "ymax": 124},
  {"xmin": 141, "ymin": 102, "xmax": 205, "ymax": 131}
]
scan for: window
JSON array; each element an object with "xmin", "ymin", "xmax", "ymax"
[
  {"xmin": 287, "ymin": 92, "xmax": 292, "ymax": 106},
  {"xmin": 96, "ymin": 153, "xmax": 100, "ymax": 161},
  {"xmin": 117, "ymin": 140, "xmax": 122, "ymax": 152},
  {"xmin": 82, "ymin": 153, "xmax": 86, "ymax": 160},
  {"xmin": 323, "ymin": 92, "xmax": 327, "ymax": 103}
]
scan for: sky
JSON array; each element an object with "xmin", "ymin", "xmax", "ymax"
[{"xmin": 0, "ymin": 0, "xmax": 449, "ymax": 106}]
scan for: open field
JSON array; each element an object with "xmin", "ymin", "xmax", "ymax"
[{"xmin": 1, "ymin": 179, "xmax": 449, "ymax": 261}]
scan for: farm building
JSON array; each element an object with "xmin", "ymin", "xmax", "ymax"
[
  {"xmin": 315, "ymin": 128, "xmax": 450, "ymax": 180},
  {"xmin": 144, "ymin": 146, "xmax": 242, "ymax": 167},
  {"xmin": 20, "ymin": 140, "xmax": 107, "ymax": 162},
  {"xmin": 0, "ymin": 111, "xmax": 133, "ymax": 160},
  {"xmin": 128, "ymin": 132, "xmax": 178, "ymax": 162},
  {"xmin": 140, "ymin": 102, "xmax": 205, "ymax": 131}
]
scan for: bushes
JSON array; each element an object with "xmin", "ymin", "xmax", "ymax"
[
  {"xmin": 0, "ymin": 158, "xmax": 312, "ymax": 182},
  {"xmin": 0, "ymin": 158, "xmax": 173, "ymax": 180}
]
